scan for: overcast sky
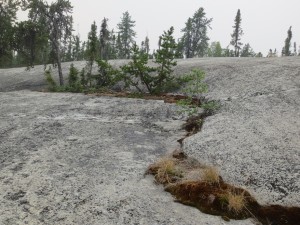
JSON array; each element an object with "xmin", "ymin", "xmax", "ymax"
[{"xmin": 24, "ymin": 0, "xmax": 300, "ymax": 56}]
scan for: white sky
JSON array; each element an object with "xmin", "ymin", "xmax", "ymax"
[{"xmin": 21, "ymin": 0, "xmax": 300, "ymax": 56}]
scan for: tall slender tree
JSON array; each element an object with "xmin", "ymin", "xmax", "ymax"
[
  {"xmin": 27, "ymin": 0, "xmax": 73, "ymax": 85},
  {"xmin": 230, "ymin": 9, "xmax": 243, "ymax": 57},
  {"xmin": 99, "ymin": 17, "xmax": 110, "ymax": 60},
  {"xmin": 86, "ymin": 21, "xmax": 99, "ymax": 85},
  {"xmin": 283, "ymin": 26, "xmax": 292, "ymax": 56},
  {"xmin": 180, "ymin": 8, "xmax": 212, "ymax": 58},
  {"xmin": 117, "ymin": 11, "xmax": 136, "ymax": 59},
  {"xmin": 0, "ymin": 0, "xmax": 21, "ymax": 67},
  {"xmin": 154, "ymin": 26, "xmax": 177, "ymax": 93}
]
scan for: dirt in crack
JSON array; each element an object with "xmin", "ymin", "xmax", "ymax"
[{"xmin": 146, "ymin": 113, "xmax": 300, "ymax": 225}]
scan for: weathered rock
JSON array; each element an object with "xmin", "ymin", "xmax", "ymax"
[{"xmin": 1, "ymin": 57, "xmax": 299, "ymax": 224}]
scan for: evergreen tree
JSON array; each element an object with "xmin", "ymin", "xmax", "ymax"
[
  {"xmin": 86, "ymin": 21, "xmax": 99, "ymax": 85},
  {"xmin": 72, "ymin": 35, "xmax": 81, "ymax": 61},
  {"xmin": 13, "ymin": 20, "xmax": 48, "ymax": 67},
  {"xmin": 283, "ymin": 26, "xmax": 292, "ymax": 56},
  {"xmin": 0, "ymin": 0, "xmax": 20, "ymax": 67},
  {"xmin": 293, "ymin": 42, "xmax": 297, "ymax": 56},
  {"xmin": 240, "ymin": 43, "xmax": 255, "ymax": 57},
  {"xmin": 180, "ymin": 8, "xmax": 212, "ymax": 58},
  {"xmin": 208, "ymin": 41, "xmax": 222, "ymax": 57},
  {"xmin": 99, "ymin": 17, "xmax": 110, "ymax": 60},
  {"xmin": 108, "ymin": 30, "xmax": 117, "ymax": 59},
  {"xmin": 116, "ymin": 33, "xmax": 122, "ymax": 58},
  {"xmin": 154, "ymin": 26, "xmax": 178, "ymax": 93},
  {"xmin": 27, "ymin": 0, "xmax": 73, "ymax": 85},
  {"xmin": 141, "ymin": 36, "xmax": 150, "ymax": 55},
  {"xmin": 230, "ymin": 9, "xmax": 243, "ymax": 57},
  {"xmin": 117, "ymin": 11, "xmax": 136, "ymax": 59}
]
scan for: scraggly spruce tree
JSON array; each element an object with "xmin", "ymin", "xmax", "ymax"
[
  {"xmin": 153, "ymin": 26, "xmax": 178, "ymax": 93},
  {"xmin": 27, "ymin": 0, "xmax": 73, "ymax": 85},
  {"xmin": 121, "ymin": 43, "xmax": 156, "ymax": 93},
  {"xmin": 230, "ymin": 9, "xmax": 243, "ymax": 57}
]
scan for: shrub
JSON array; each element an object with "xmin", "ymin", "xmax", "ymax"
[
  {"xmin": 67, "ymin": 63, "xmax": 83, "ymax": 92},
  {"xmin": 121, "ymin": 44, "xmax": 156, "ymax": 93},
  {"xmin": 94, "ymin": 59, "xmax": 120, "ymax": 88},
  {"xmin": 176, "ymin": 69, "xmax": 208, "ymax": 115},
  {"xmin": 44, "ymin": 67, "xmax": 57, "ymax": 91}
]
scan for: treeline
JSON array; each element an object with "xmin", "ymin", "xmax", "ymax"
[{"xmin": 0, "ymin": 0, "xmax": 299, "ymax": 71}]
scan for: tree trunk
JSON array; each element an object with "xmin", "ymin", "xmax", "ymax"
[{"xmin": 56, "ymin": 44, "xmax": 64, "ymax": 86}]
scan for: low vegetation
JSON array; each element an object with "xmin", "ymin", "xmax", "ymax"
[{"xmin": 146, "ymin": 150, "xmax": 300, "ymax": 225}]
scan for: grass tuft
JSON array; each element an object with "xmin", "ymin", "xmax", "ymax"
[
  {"xmin": 201, "ymin": 166, "xmax": 220, "ymax": 185},
  {"xmin": 223, "ymin": 191, "xmax": 247, "ymax": 214}
]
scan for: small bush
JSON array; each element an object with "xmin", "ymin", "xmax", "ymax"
[
  {"xmin": 68, "ymin": 63, "xmax": 83, "ymax": 92},
  {"xmin": 176, "ymin": 69, "xmax": 208, "ymax": 116},
  {"xmin": 44, "ymin": 67, "xmax": 57, "ymax": 91},
  {"xmin": 94, "ymin": 59, "xmax": 121, "ymax": 88},
  {"xmin": 201, "ymin": 100, "xmax": 220, "ymax": 115},
  {"xmin": 121, "ymin": 44, "xmax": 156, "ymax": 93}
]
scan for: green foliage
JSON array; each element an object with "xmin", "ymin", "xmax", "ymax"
[
  {"xmin": 120, "ymin": 27, "xmax": 179, "ymax": 94},
  {"xmin": 201, "ymin": 100, "xmax": 220, "ymax": 115},
  {"xmin": 121, "ymin": 44, "xmax": 156, "ymax": 93},
  {"xmin": 284, "ymin": 26, "xmax": 292, "ymax": 56},
  {"xmin": 0, "ymin": 0, "xmax": 20, "ymax": 67},
  {"xmin": 117, "ymin": 11, "xmax": 136, "ymax": 59},
  {"xmin": 94, "ymin": 59, "xmax": 120, "ymax": 87},
  {"xmin": 153, "ymin": 26, "xmax": 178, "ymax": 93},
  {"xmin": 27, "ymin": 0, "xmax": 73, "ymax": 85},
  {"xmin": 176, "ymin": 69, "xmax": 208, "ymax": 116},
  {"xmin": 99, "ymin": 17, "xmax": 110, "ymax": 60},
  {"xmin": 207, "ymin": 42, "xmax": 223, "ymax": 57},
  {"xmin": 44, "ymin": 67, "xmax": 57, "ymax": 91},
  {"xmin": 230, "ymin": 9, "xmax": 243, "ymax": 57},
  {"xmin": 180, "ymin": 7, "xmax": 212, "ymax": 58},
  {"xmin": 67, "ymin": 63, "xmax": 82, "ymax": 92},
  {"xmin": 181, "ymin": 69, "xmax": 208, "ymax": 96},
  {"xmin": 240, "ymin": 43, "xmax": 256, "ymax": 57}
]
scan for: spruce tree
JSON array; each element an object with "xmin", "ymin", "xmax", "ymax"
[
  {"xmin": 180, "ymin": 7, "xmax": 212, "ymax": 58},
  {"xmin": 240, "ymin": 43, "xmax": 255, "ymax": 57},
  {"xmin": 154, "ymin": 26, "xmax": 178, "ymax": 93},
  {"xmin": 230, "ymin": 9, "xmax": 243, "ymax": 57},
  {"xmin": 86, "ymin": 21, "xmax": 99, "ymax": 85},
  {"xmin": 117, "ymin": 11, "xmax": 136, "ymax": 59},
  {"xmin": 0, "ymin": 0, "xmax": 20, "ymax": 67},
  {"xmin": 99, "ymin": 17, "xmax": 110, "ymax": 60},
  {"xmin": 284, "ymin": 26, "xmax": 292, "ymax": 56},
  {"xmin": 27, "ymin": 0, "xmax": 73, "ymax": 85},
  {"xmin": 72, "ymin": 35, "xmax": 81, "ymax": 61}
]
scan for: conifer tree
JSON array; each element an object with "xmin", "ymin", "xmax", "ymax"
[
  {"xmin": 283, "ymin": 26, "xmax": 292, "ymax": 56},
  {"xmin": 27, "ymin": 0, "xmax": 73, "ymax": 85},
  {"xmin": 230, "ymin": 9, "xmax": 243, "ymax": 57},
  {"xmin": 240, "ymin": 43, "xmax": 255, "ymax": 57},
  {"xmin": 117, "ymin": 11, "xmax": 136, "ymax": 59},
  {"xmin": 0, "ymin": 0, "xmax": 20, "ymax": 67},
  {"xmin": 154, "ymin": 26, "xmax": 178, "ymax": 93},
  {"xmin": 86, "ymin": 21, "xmax": 99, "ymax": 85},
  {"xmin": 72, "ymin": 35, "xmax": 81, "ymax": 61},
  {"xmin": 99, "ymin": 17, "xmax": 110, "ymax": 60},
  {"xmin": 180, "ymin": 8, "xmax": 212, "ymax": 58}
]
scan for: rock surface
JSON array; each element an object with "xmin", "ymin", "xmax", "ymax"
[
  {"xmin": 182, "ymin": 58, "xmax": 300, "ymax": 207},
  {"xmin": 0, "ymin": 57, "xmax": 299, "ymax": 224}
]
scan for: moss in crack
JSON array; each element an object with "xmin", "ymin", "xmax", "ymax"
[{"xmin": 146, "ymin": 151, "xmax": 300, "ymax": 224}]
